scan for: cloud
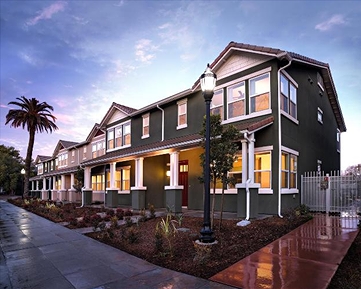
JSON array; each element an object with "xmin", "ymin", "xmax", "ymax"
[
  {"xmin": 315, "ymin": 14, "xmax": 346, "ymax": 31},
  {"xmin": 19, "ymin": 51, "xmax": 39, "ymax": 66},
  {"xmin": 135, "ymin": 39, "xmax": 158, "ymax": 63},
  {"xmin": 26, "ymin": 1, "xmax": 67, "ymax": 26}
]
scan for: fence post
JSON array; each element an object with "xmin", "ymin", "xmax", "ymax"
[{"xmin": 325, "ymin": 173, "xmax": 331, "ymax": 214}]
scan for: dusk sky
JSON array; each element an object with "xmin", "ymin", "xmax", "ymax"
[{"xmin": 1, "ymin": 1, "xmax": 360, "ymax": 170}]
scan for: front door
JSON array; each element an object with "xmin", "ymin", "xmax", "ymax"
[{"xmin": 179, "ymin": 160, "xmax": 189, "ymax": 206}]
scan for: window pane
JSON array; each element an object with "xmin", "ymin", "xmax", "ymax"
[
  {"xmin": 255, "ymin": 153, "xmax": 271, "ymax": 170},
  {"xmin": 281, "ymin": 153, "xmax": 289, "ymax": 170},
  {"xmin": 178, "ymin": 103, "xmax": 186, "ymax": 115},
  {"xmin": 290, "ymin": 84, "xmax": 297, "ymax": 104},
  {"xmin": 228, "ymin": 100, "xmax": 245, "ymax": 118},
  {"xmin": 290, "ymin": 173, "xmax": 296, "ymax": 188},
  {"xmin": 212, "ymin": 90, "xmax": 223, "ymax": 107},
  {"xmin": 179, "ymin": 114, "xmax": 186, "ymax": 125},
  {"xmin": 255, "ymin": 171, "xmax": 271, "ymax": 188},
  {"xmin": 228, "ymin": 82, "xmax": 245, "ymax": 102},
  {"xmin": 281, "ymin": 172, "xmax": 288, "ymax": 188},
  {"xmin": 281, "ymin": 94, "xmax": 288, "ymax": 113},
  {"xmin": 250, "ymin": 74, "xmax": 269, "ymax": 96},
  {"xmin": 251, "ymin": 93, "xmax": 269, "ymax": 113},
  {"xmin": 211, "ymin": 106, "xmax": 223, "ymax": 119},
  {"xmin": 280, "ymin": 74, "xmax": 288, "ymax": 97}
]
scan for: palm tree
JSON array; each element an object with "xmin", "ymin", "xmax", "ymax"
[{"xmin": 5, "ymin": 96, "xmax": 58, "ymax": 198}]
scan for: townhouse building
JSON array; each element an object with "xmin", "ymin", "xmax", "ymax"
[{"xmin": 29, "ymin": 42, "xmax": 346, "ymax": 216}]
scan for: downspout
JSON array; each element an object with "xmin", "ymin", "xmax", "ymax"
[
  {"xmin": 245, "ymin": 179, "xmax": 251, "ymax": 220},
  {"xmin": 277, "ymin": 53, "xmax": 292, "ymax": 218},
  {"xmin": 157, "ymin": 105, "xmax": 164, "ymax": 141}
]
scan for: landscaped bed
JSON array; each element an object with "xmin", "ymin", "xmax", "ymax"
[{"xmin": 7, "ymin": 197, "xmax": 361, "ymax": 288}]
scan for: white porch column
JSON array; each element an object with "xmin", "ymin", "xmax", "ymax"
[
  {"xmin": 52, "ymin": 176, "xmax": 56, "ymax": 190},
  {"xmin": 248, "ymin": 133, "xmax": 255, "ymax": 183},
  {"xmin": 61, "ymin": 175, "xmax": 65, "ymax": 190},
  {"xmin": 241, "ymin": 139, "xmax": 248, "ymax": 183},
  {"xmin": 134, "ymin": 158, "xmax": 144, "ymax": 188},
  {"xmin": 32, "ymin": 182, "xmax": 35, "ymax": 191},
  {"xmin": 109, "ymin": 162, "xmax": 117, "ymax": 189},
  {"xmin": 36, "ymin": 180, "xmax": 39, "ymax": 190},
  {"xmin": 84, "ymin": 167, "xmax": 91, "ymax": 189},
  {"xmin": 169, "ymin": 152, "xmax": 179, "ymax": 186},
  {"xmin": 70, "ymin": 173, "xmax": 75, "ymax": 188},
  {"xmin": 43, "ymin": 178, "xmax": 46, "ymax": 190}
]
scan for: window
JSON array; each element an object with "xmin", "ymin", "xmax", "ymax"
[
  {"xmin": 177, "ymin": 99, "xmax": 187, "ymax": 129},
  {"xmin": 336, "ymin": 129, "xmax": 340, "ymax": 151},
  {"xmin": 254, "ymin": 152, "xmax": 271, "ymax": 188},
  {"xmin": 142, "ymin": 114, "xmax": 150, "ymax": 138},
  {"xmin": 211, "ymin": 89, "xmax": 223, "ymax": 119},
  {"xmin": 58, "ymin": 153, "xmax": 68, "ymax": 167},
  {"xmin": 83, "ymin": 147, "xmax": 87, "ymax": 159},
  {"xmin": 92, "ymin": 141, "xmax": 105, "ymax": 158},
  {"xmin": 107, "ymin": 122, "xmax": 131, "ymax": 150},
  {"xmin": 227, "ymin": 82, "xmax": 245, "ymax": 119},
  {"xmin": 106, "ymin": 167, "xmax": 130, "ymax": 190},
  {"xmin": 250, "ymin": 73, "xmax": 270, "ymax": 113},
  {"xmin": 37, "ymin": 164, "xmax": 43, "ymax": 175},
  {"xmin": 92, "ymin": 174, "xmax": 105, "ymax": 191},
  {"xmin": 108, "ymin": 130, "xmax": 114, "ymax": 149},
  {"xmin": 317, "ymin": 107, "xmax": 323, "ymax": 124},
  {"xmin": 280, "ymin": 74, "xmax": 297, "ymax": 118},
  {"xmin": 281, "ymin": 152, "xmax": 297, "ymax": 189},
  {"xmin": 228, "ymin": 156, "xmax": 243, "ymax": 189},
  {"xmin": 317, "ymin": 72, "xmax": 324, "ymax": 91}
]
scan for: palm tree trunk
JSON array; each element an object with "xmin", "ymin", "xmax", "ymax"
[{"xmin": 24, "ymin": 128, "xmax": 35, "ymax": 198}]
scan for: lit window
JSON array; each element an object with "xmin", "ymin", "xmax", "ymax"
[
  {"xmin": 254, "ymin": 152, "xmax": 271, "ymax": 188},
  {"xmin": 250, "ymin": 73, "xmax": 270, "ymax": 113},
  {"xmin": 92, "ymin": 174, "xmax": 105, "ymax": 191},
  {"xmin": 142, "ymin": 114, "xmax": 150, "ymax": 138},
  {"xmin": 227, "ymin": 82, "xmax": 245, "ymax": 119},
  {"xmin": 317, "ymin": 108, "xmax": 323, "ymax": 124},
  {"xmin": 280, "ymin": 74, "xmax": 297, "ymax": 118},
  {"xmin": 107, "ymin": 121, "xmax": 131, "ymax": 150},
  {"xmin": 281, "ymin": 152, "xmax": 297, "ymax": 189},
  {"xmin": 228, "ymin": 156, "xmax": 243, "ymax": 189},
  {"xmin": 106, "ymin": 167, "xmax": 130, "ymax": 190},
  {"xmin": 211, "ymin": 89, "xmax": 223, "ymax": 119},
  {"xmin": 108, "ymin": 130, "xmax": 114, "ymax": 149},
  {"xmin": 177, "ymin": 99, "xmax": 187, "ymax": 129}
]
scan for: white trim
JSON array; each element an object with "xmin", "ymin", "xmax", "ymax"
[
  {"xmin": 281, "ymin": 188, "xmax": 299, "ymax": 194},
  {"xmin": 107, "ymin": 120, "xmax": 131, "ymax": 131},
  {"xmin": 107, "ymin": 144, "xmax": 131, "ymax": 153},
  {"xmin": 131, "ymin": 186, "xmax": 147, "ymax": 191},
  {"xmin": 176, "ymin": 124, "xmax": 187, "ymax": 130},
  {"xmin": 254, "ymin": 145, "xmax": 273, "ymax": 152},
  {"xmin": 281, "ymin": 70, "xmax": 298, "ymax": 88},
  {"xmin": 222, "ymin": 110, "xmax": 272, "ymax": 125},
  {"xmin": 141, "ymin": 134, "xmax": 150, "ymax": 139},
  {"xmin": 164, "ymin": 185, "xmax": 184, "ymax": 190},
  {"xmin": 281, "ymin": 111, "xmax": 299, "ymax": 125},
  {"xmin": 281, "ymin": 146, "xmax": 299, "ymax": 156},
  {"xmin": 259, "ymin": 189, "xmax": 273, "ymax": 194},
  {"xmin": 215, "ymin": 66, "xmax": 272, "ymax": 91}
]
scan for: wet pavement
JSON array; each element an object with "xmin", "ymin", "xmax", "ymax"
[
  {"xmin": 210, "ymin": 214, "xmax": 359, "ymax": 289},
  {"xmin": 0, "ymin": 200, "xmax": 234, "ymax": 289}
]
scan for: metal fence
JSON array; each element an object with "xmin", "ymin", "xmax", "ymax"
[{"xmin": 301, "ymin": 171, "xmax": 361, "ymax": 217}]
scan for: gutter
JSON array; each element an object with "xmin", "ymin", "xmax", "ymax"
[{"xmin": 157, "ymin": 105, "xmax": 165, "ymax": 141}]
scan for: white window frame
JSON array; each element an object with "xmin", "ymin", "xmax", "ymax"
[
  {"xmin": 142, "ymin": 113, "xmax": 150, "ymax": 139},
  {"xmin": 254, "ymin": 150, "xmax": 272, "ymax": 192},
  {"xmin": 83, "ymin": 147, "xmax": 87, "ymax": 159},
  {"xmin": 317, "ymin": 72, "xmax": 325, "ymax": 91},
  {"xmin": 280, "ymin": 72, "xmax": 298, "ymax": 120},
  {"xmin": 107, "ymin": 121, "xmax": 131, "ymax": 151},
  {"xmin": 227, "ymin": 82, "xmax": 245, "ymax": 119},
  {"xmin": 249, "ymin": 73, "xmax": 270, "ymax": 114},
  {"xmin": 211, "ymin": 89, "xmax": 224, "ymax": 119},
  {"xmin": 336, "ymin": 129, "xmax": 340, "ymax": 152},
  {"xmin": 177, "ymin": 99, "xmax": 187, "ymax": 129},
  {"xmin": 281, "ymin": 149, "xmax": 299, "ymax": 194}
]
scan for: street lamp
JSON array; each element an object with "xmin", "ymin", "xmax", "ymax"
[
  {"xmin": 21, "ymin": 168, "xmax": 25, "ymax": 199},
  {"xmin": 199, "ymin": 64, "xmax": 217, "ymax": 243}
]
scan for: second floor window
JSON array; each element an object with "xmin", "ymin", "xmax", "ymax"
[
  {"xmin": 211, "ymin": 89, "xmax": 224, "ymax": 119},
  {"xmin": 177, "ymin": 99, "xmax": 187, "ymax": 129},
  {"xmin": 108, "ymin": 122, "xmax": 131, "ymax": 150},
  {"xmin": 92, "ymin": 141, "xmax": 105, "ymax": 158},
  {"xmin": 250, "ymin": 73, "xmax": 270, "ymax": 113},
  {"xmin": 58, "ymin": 153, "xmax": 68, "ymax": 167},
  {"xmin": 142, "ymin": 114, "xmax": 150, "ymax": 138},
  {"xmin": 227, "ymin": 82, "xmax": 245, "ymax": 119},
  {"xmin": 37, "ymin": 164, "xmax": 43, "ymax": 175},
  {"xmin": 317, "ymin": 107, "xmax": 323, "ymax": 124},
  {"xmin": 280, "ymin": 74, "xmax": 297, "ymax": 118},
  {"xmin": 83, "ymin": 147, "xmax": 87, "ymax": 159}
]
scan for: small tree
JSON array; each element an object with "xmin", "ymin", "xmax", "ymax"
[
  {"xmin": 0, "ymin": 145, "xmax": 24, "ymax": 195},
  {"xmin": 73, "ymin": 166, "xmax": 84, "ymax": 193},
  {"xmin": 200, "ymin": 114, "xmax": 240, "ymax": 229}
]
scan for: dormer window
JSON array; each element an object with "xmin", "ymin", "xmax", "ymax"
[{"xmin": 107, "ymin": 121, "xmax": 131, "ymax": 150}]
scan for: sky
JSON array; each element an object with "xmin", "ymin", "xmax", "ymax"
[{"xmin": 0, "ymin": 0, "xmax": 360, "ymax": 171}]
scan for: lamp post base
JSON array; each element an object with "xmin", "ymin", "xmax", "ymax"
[{"xmin": 199, "ymin": 226, "xmax": 215, "ymax": 243}]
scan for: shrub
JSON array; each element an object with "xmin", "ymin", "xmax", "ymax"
[
  {"xmin": 106, "ymin": 209, "xmax": 115, "ymax": 217},
  {"xmin": 124, "ymin": 216, "xmax": 133, "ymax": 227},
  {"xmin": 124, "ymin": 209, "xmax": 133, "ymax": 217},
  {"xmin": 116, "ymin": 208, "xmax": 124, "ymax": 220},
  {"xmin": 148, "ymin": 203, "xmax": 156, "ymax": 219},
  {"xmin": 90, "ymin": 214, "xmax": 103, "ymax": 231},
  {"xmin": 124, "ymin": 227, "xmax": 139, "ymax": 244}
]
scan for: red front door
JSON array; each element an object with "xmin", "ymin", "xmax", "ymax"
[{"xmin": 179, "ymin": 160, "xmax": 189, "ymax": 206}]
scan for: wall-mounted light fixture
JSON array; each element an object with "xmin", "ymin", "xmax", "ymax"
[{"xmin": 166, "ymin": 170, "xmax": 171, "ymax": 177}]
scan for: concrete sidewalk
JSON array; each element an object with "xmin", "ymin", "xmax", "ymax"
[
  {"xmin": 0, "ymin": 200, "xmax": 234, "ymax": 289},
  {"xmin": 210, "ymin": 214, "xmax": 359, "ymax": 289}
]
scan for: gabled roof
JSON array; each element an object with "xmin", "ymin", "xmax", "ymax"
[
  {"xmin": 192, "ymin": 41, "xmax": 346, "ymax": 132},
  {"xmin": 34, "ymin": 155, "xmax": 52, "ymax": 164},
  {"xmin": 85, "ymin": 123, "xmax": 104, "ymax": 142},
  {"xmin": 52, "ymin": 140, "xmax": 80, "ymax": 157},
  {"xmin": 99, "ymin": 102, "xmax": 138, "ymax": 128}
]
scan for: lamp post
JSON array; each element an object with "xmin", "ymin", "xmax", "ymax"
[
  {"xmin": 199, "ymin": 64, "xmax": 217, "ymax": 243},
  {"xmin": 21, "ymin": 168, "xmax": 25, "ymax": 199}
]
